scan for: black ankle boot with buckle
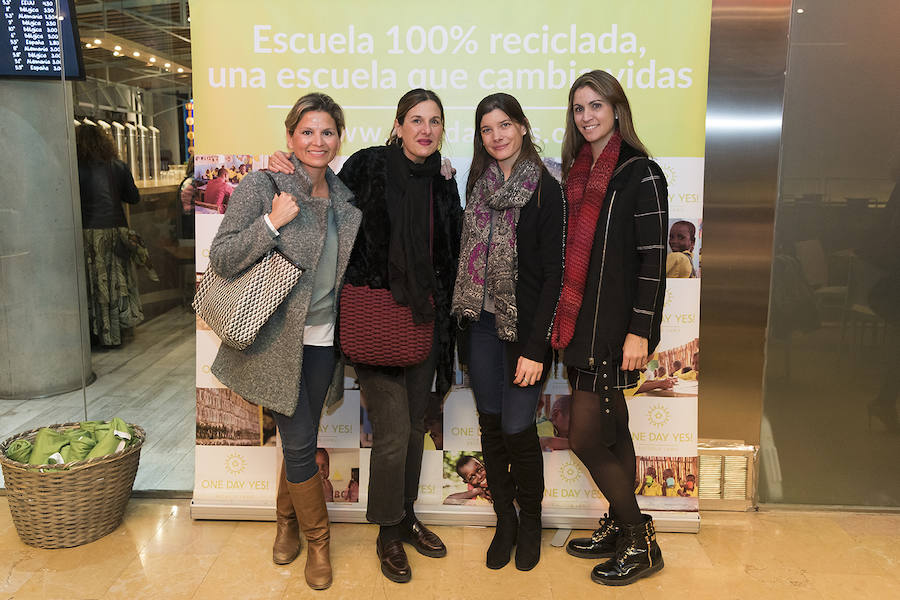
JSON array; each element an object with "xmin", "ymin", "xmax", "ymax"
[
  {"xmin": 591, "ymin": 514, "xmax": 664, "ymax": 586},
  {"xmin": 566, "ymin": 513, "xmax": 620, "ymax": 559}
]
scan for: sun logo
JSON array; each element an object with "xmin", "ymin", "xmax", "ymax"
[
  {"xmin": 559, "ymin": 460, "xmax": 582, "ymax": 483},
  {"xmin": 224, "ymin": 452, "xmax": 247, "ymax": 475},
  {"xmin": 647, "ymin": 404, "xmax": 671, "ymax": 428},
  {"xmin": 660, "ymin": 163, "xmax": 677, "ymax": 187},
  {"xmin": 664, "ymin": 289, "xmax": 675, "ymax": 308}
]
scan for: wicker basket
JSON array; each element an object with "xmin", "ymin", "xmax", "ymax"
[{"xmin": 0, "ymin": 422, "xmax": 145, "ymax": 549}]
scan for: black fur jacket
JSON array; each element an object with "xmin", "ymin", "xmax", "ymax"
[{"xmin": 338, "ymin": 145, "xmax": 463, "ymax": 398}]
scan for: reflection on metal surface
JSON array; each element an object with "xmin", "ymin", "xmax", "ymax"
[
  {"xmin": 698, "ymin": 0, "xmax": 791, "ymax": 445},
  {"xmin": 760, "ymin": 1, "xmax": 900, "ymax": 507}
]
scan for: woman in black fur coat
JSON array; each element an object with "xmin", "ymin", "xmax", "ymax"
[{"xmin": 269, "ymin": 89, "xmax": 462, "ymax": 584}]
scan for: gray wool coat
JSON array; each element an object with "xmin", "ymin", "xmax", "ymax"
[{"xmin": 209, "ymin": 157, "xmax": 361, "ymax": 417}]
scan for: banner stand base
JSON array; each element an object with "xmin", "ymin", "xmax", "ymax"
[{"xmin": 191, "ymin": 499, "xmax": 700, "ymax": 533}]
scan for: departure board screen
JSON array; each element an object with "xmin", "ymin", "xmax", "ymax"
[{"xmin": 1, "ymin": 0, "xmax": 84, "ymax": 79}]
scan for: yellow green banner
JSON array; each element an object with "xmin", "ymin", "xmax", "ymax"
[{"xmin": 190, "ymin": 0, "xmax": 711, "ymax": 158}]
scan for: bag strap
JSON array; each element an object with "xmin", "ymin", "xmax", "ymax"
[
  {"xmin": 429, "ymin": 182, "xmax": 434, "ymax": 259},
  {"xmin": 263, "ymin": 171, "xmax": 280, "ymax": 196}
]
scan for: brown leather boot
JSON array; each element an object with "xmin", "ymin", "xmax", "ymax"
[
  {"xmin": 288, "ymin": 472, "xmax": 332, "ymax": 590},
  {"xmin": 273, "ymin": 463, "xmax": 301, "ymax": 565}
]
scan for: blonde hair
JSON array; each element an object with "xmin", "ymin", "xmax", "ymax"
[
  {"xmin": 561, "ymin": 70, "xmax": 649, "ymax": 180},
  {"xmin": 284, "ymin": 93, "xmax": 345, "ymax": 136}
]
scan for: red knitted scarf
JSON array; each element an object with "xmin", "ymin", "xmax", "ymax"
[{"xmin": 551, "ymin": 133, "xmax": 621, "ymax": 349}]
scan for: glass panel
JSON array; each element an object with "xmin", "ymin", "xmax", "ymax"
[
  {"xmin": 73, "ymin": 1, "xmax": 195, "ymax": 492},
  {"xmin": 760, "ymin": 1, "xmax": 900, "ymax": 506},
  {"xmin": 0, "ymin": 0, "xmax": 90, "ymax": 482}
]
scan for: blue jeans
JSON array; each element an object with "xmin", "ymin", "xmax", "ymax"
[
  {"xmin": 273, "ymin": 345, "xmax": 335, "ymax": 483},
  {"xmin": 468, "ymin": 311, "xmax": 541, "ymax": 434}
]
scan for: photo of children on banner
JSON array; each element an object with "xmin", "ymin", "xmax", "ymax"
[
  {"xmin": 196, "ymin": 387, "xmax": 263, "ymax": 446},
  {"xmin": 537, "ymin": 394, "xmax": 571, "ymax": 451},
  {"xmin": 442, "ymin": 451, "xmax": 492, "ymax": 505},
  {"xmin": 424, "ymin": 393, "xmax": 444, "ymax": 451},
  {"xmin": 666, "ymin": 218, "xmax": 701, "ymax": 278},
  {"xmin": 193, "ymin": 155, "xmax": 255, "ymax": 214},
  {"xmin": 633, "ymin": 456, "xmax": 699, "ymax": 509},
  {"xmin": 316, "ymin": 448, "xmax": 360, "ymax": 503},
  {"xmin": 634, "ymin": 342, "xmax": 700, "ymax": 397}
]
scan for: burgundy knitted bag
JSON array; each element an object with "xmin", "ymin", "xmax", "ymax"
[
  {"xmin": 339, "ymin": 286, "xmax": 433, "ymax": 366},
  {"xmin": 339, "ymin": 194, "xmax": 434, "ymax": 367}
]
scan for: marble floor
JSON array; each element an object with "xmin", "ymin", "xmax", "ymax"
[
  {"xmin": 0, "ymin": 307, "xmax": 196, "ymax": 492},
  {"xmin": 1, "ymin": 498, "xmax": 898, "ymax": 599}
]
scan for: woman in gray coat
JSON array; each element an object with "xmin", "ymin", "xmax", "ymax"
[{"xmin": 209, "ymin": 93, "xmax": 361, "ymax": 590}]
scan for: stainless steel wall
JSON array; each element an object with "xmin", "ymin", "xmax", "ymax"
[{"xmin": 698, "ymin": 0, "xmax": 792, "ymax": 445}]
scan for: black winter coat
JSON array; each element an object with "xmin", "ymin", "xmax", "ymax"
[
  {"xmin": 338, "ymin": 145, "xmax": 463, "ymax": 398},
  {"xmin": 504, "ymin": 168, "xmax": 566, "ymax": 382},
  {"xmin": 564, "ymin": 142, "xmax": 668, "ymax": 370}
]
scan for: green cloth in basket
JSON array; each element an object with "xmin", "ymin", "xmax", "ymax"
[
  {"xmin": 5, "ymin": 439, "xmax": 33, "ymax": 463},
  {"xmin": 60, "ymin": 431, "xmax": 97, "ymax": 462},
  {"xmin": 85, "ymin": 418, "xmax": 133, "ymax": 460},
  {"xmin": 28, "ymin": 428, "xmax": 71, "ymax": 465}
]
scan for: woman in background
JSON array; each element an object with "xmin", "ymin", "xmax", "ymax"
[{"xmin": 76, "ymin": 124, "xmax": 144, "ymax": 347}]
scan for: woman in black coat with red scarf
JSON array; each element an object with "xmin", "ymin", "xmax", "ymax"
[{"xmin": 551, "ymin": 70, "xmax": 668, "ymax": 587}]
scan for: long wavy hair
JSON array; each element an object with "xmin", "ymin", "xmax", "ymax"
[
  {"xmin": 385, "ymin": 88, "xmax": 445, "ymax": 147},
  {"xmin": 561, "ymin": 70, "xmax": 649, "ymax": 180},
  {"xmin": 466, "ymin": 93, "xmax": 542, "ymax": 198},
  {"xmin": 76, "ymin": 124, "xmax": 119, "ymax": 162}
]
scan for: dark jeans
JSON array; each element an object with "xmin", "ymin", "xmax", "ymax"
[
  {"xmin": 273, "ymin": 345, "xmax": 335, "ymax": 484},
  {"xmin": 356, "ymin": 342, "xmax": 437, "ymax": 525},
  {"xmin": 468, "ymin": 311, "xmax": 542, "ymax": 434}
]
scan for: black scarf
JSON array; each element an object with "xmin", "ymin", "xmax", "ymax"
[{"xmin": 386, "ymin": 143, "xmax": 441, "ymax": 323}]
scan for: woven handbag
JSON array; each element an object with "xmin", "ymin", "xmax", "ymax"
[
  {"xmin": 194, "ymin": 249, "xmax": 302, "ymax": 350},
  {"xmin": 339, "ymin": 285, "xmax": 433, "ymax": 366},
  {"xmin": 192, "ymin": 172, "xmax": 302, "ymax": 350},
  {"xmin": 339, "ymin": 188, "xmax": 434, "ymax": 366}
]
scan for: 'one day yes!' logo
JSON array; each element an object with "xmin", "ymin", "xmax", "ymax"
[
  {"xmin": 224, "ymin": 452, "xmax": 247, "ymax": 475},
  {"xmin": 559, "ymin": 460, "xmax": 583, "ymax": 483},
  {"xmin": 647, "ymin": 404, "xmax": 671, "ymax": 428}
]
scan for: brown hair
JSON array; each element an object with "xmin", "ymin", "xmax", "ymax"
[
  {"xmin": 386, "ymin": 88, "xmax": 445, "ymax": 146},
  {"xmin": 284, "ymin": 92, "xmax": 345, "ymax": 136},
  {"xmin": 467, "ymin": 93, "xmax": 542, "ymax": 198},
  {"xmin": 561, "ymin": 70, "xmax": 649, "ymax": 180},
  {"xmin": 76, "ymin": 124, "xmax": 118, "ymax": 162}
]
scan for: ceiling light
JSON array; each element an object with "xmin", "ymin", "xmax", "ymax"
[
  {"xmin": 149, "ymin": 57, "xmax": 156, "ymax": 63},
  {"xmin": 796, "ymin": 8, "xmax": 805, "ymax": 13},
  {"xmin": 113, "ymin": 51, "xmax": 120, "ymax": 56},
  {"xmin": 85, "ymin": 43, "xmax": 92, "ymax": 48},
  {"xmin": 133, "ymin": 51, "xmax": 140, "ymax": 57},
  {"xmin": 114, "ymin": 45, "xmax": 122, "ymax": 51},
  {"xmin": 164, "ymin": 63, "xmax": 171, "ymax": 68},
  {"xmin": 93, "ymin": 39, "xmax": 102, "ymax": 45},
  {"xmin": 177, "ymin": 67, "xmax": 184, "ymax": 73}
]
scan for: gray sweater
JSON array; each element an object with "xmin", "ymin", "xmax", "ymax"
[{"xmin": 209, "ymin": 157, "xmax": 361, "ymax": 416}]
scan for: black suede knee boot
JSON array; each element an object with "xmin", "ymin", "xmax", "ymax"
[
  {"xmin": 479, "ymin": 412, "xmax": 518, "ymax": 569},
  {"xmin": 504, "ymin": 424, "xmax": 544, "ymax": 571}
]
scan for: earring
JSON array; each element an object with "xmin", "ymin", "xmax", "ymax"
[{"xmin": 614, "ymin": 113, "xmax": 619, "ymax": 120}]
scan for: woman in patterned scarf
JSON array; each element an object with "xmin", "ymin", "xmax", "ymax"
[{"xmin": 452, "ymin": 93, "xmax": 566, "ymax": 572}]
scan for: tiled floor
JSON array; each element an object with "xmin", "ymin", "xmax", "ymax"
[{"xmin": 2, "ymin": 498, "xmax": 898, "ymax": 599}]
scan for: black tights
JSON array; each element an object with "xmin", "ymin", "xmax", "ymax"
[{"xmin": 568, "ymin": 389, "xmax": 642, "ymax": 525}]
